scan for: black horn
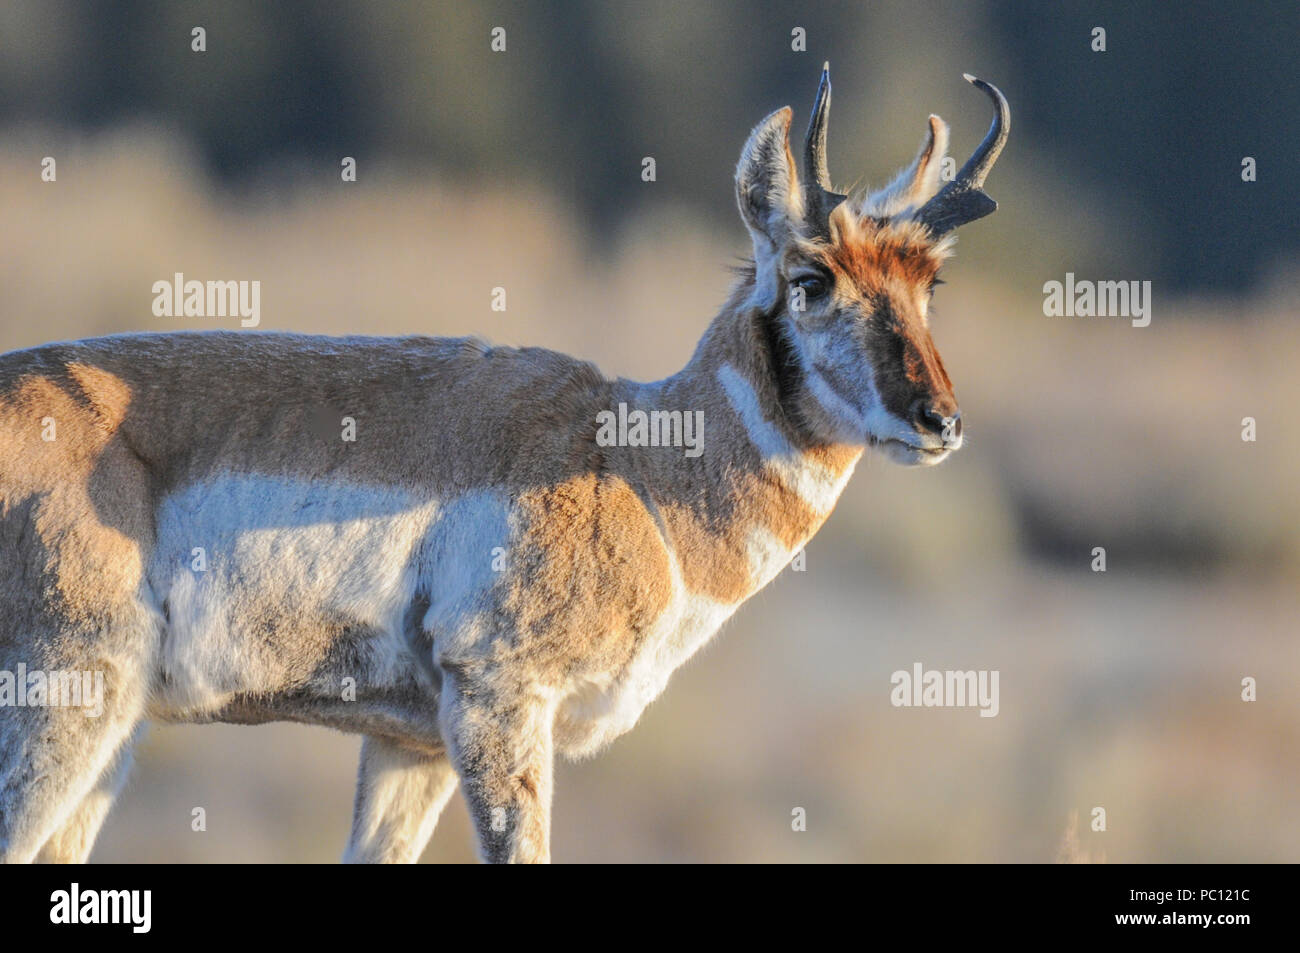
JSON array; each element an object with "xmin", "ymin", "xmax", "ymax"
[
  {"xmin": 914, "ymin": 74, "xmax": 1010, "ymax": 237},
  {"xmin": 803, "ymin": 63, "xmax": 847, "ymax": 232}
]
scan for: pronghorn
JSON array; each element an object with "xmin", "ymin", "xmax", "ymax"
[{"xmin": 0, "ymin": 66, "xmax": 1008, "ymax": 863}]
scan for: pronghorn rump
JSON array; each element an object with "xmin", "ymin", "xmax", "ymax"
[{"xmin": 0, "ymin": 67, "xmax": 1007, "ymax": 863}]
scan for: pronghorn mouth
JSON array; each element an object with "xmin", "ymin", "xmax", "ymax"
[
  {"xmin": 871, "ymin": 436, "xmax": 946, "ymax": 454},
  {"xmin": 871, "ymin": 436, "xmax": 953, "ymax": 465}
]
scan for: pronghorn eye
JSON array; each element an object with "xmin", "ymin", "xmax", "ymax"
[{"xmin": 792, "ymin": 275, "xmax": 829, "ymax": 300}]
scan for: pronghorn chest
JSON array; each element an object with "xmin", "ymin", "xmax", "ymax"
[
  {"xmin": 548, "ymin": 370, "xmax": 860, "ymax": 757},
  {"xmin": 551, "ymin": 522, "xmax": 800, "ymax": 758}
]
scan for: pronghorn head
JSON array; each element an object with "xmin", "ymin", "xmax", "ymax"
[{"xmin": 735, "ymin": 64, "xmax": 1008, "ymax": 466}]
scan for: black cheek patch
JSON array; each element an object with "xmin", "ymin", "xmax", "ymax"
[
  {"xmin": 756, "ymin": 307, "xmax": 805, "ymax": 415},
  {"xmin": 862, "ymin": 299, "xmax": 918, "ymax": 422}
]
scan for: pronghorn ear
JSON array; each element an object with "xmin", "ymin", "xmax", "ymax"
[
  {"xmin": 864, "ymin": 115, "xmax": 951, "ymax": 219},
  {"xmin": 735, "ymin": 107, "xmax": 805, "ymax": 262}
]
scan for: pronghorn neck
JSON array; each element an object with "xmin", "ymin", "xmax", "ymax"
[{"xmin": 611, "ymin": 279, "xmax": 863, "ymax": 606}]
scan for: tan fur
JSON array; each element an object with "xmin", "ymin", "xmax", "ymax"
[
  {"xmin": 505, "ymin": 474, "xmax": 675, "ymax": 675},
  {"xmin": 816, "ymin": 210, "xmax": 951, "ymax": 295}
]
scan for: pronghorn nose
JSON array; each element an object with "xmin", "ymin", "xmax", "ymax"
[{"xmin": 913, "ymin": 401, "xmax": 961, "ymax": 440}]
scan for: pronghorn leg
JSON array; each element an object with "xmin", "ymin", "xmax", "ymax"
[
  {"xmin": 440, "ymin": 674, "xmax": 554, "ymax": 864},
  {"xmin": 0, "ymin": 653, "xmax": 149, "ymax": 864},
  {"xmin": 343, "ymin": 736, "xmax": 460, "ymax": 863},
  {"xmin": 35, "ymin": 724, "xmax": 144, "ymax": 863}
]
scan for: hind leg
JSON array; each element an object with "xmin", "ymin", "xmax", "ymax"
[
  {"xmin": 34, "ymin": 724, "xmax": 144, "ymax": 863},
  {"xmin": 343, "ymin": 736, "xmax": 460, "ymax": 863},
  {"xmin": 0, "ymin": 407, "xmax": 159, "ymax": 863},
  {"xmin": 0, "ymin": 644, "xmax": 151, "ymax": 864}
]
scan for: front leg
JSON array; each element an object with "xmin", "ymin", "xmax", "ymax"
[{"xmin": 440, "ymin": 672, "xmax": 555, "ymax": 864}]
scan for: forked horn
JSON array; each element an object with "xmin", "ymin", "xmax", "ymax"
[
  {"xmin": 803, "ymin": 62, "xmax": 847, "ymax": 232},
  {"xmin": 914, "ymin": 74, "xmax": 1010, "ymax": 236}
]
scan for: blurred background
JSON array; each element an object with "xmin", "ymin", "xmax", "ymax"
[{"xmin": 1, "ymin": 1, "xmax": 1296, "ymax": 862}]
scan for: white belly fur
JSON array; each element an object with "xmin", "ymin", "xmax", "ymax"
[
  {"xmin": 145, "ymin": 476, "xmax": 795, "ymax": 757},
  {"xmin": 148, "ymin": 476, "xmax": 441, "ymax": 713}
]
